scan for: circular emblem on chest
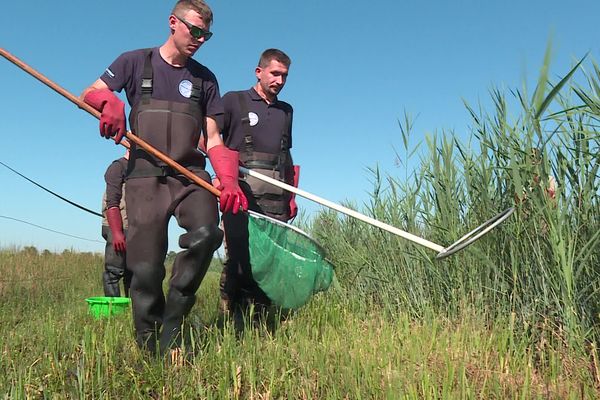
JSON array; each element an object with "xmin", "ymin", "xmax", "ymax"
[
  {"xmin": 248, "ymin": 112, "xmax": 259, "ymax": 126},
  {"xmin": 178, "ymin": 79, "xmax": 193, "ymax": 98}
]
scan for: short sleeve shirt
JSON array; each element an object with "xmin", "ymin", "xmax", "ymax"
[
  {"xmin": 100, "ymin": 47, "xmax": 223, "ymax": 121},
  {"xmin": 221, "ymin": 88, "xmax": 293, "ymax": 154}
]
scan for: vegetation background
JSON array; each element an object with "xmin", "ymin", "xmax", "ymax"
[{"xmin": 1, "ymin": 48, "xmax": 600, "ymax": 398}]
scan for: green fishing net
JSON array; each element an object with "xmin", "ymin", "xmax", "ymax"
[{"xmin": 248, "ymin": 211, "xmax": 334, "ymax": 309}]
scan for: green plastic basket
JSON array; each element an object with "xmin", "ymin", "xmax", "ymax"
[{"xmin": 85, "ymin": 296, "xmax": 131, "ymax": 319}]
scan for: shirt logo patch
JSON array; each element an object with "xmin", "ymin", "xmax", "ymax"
[
  {"xmin": 105, "ymin": 68, "xmax": 115, "ymax": 78},
  {"xmin": 178, "ymin": 79, "xmax": 193, "ymax": 98},
  {"xmin": 248, "ymin": 112, "xmax": 259, "ymax": 126}
]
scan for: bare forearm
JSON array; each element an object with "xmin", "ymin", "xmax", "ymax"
[
  {"xmin": 204, "ymin": 116, "xmax": 224, "ymax": 151},
  {"xmin": 80, "ymin": 79, "xmax": 110, "ymax": 101}
]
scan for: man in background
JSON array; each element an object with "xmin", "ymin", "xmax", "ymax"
[
  {"xmin": 218, "ymin": 49, "xmax": 300, "ymax": 331},
  {"xmin": 101, "ymin": 148, "xmax": 131, "ymax": 297}
]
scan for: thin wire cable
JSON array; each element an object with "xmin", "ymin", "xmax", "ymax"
[
  {"xmin": 0, "ymin": 215, "xmax": 103, "ymax": 243},
  {"xmin": 0, "ymin": 160, "xmax": 102, "ymax": 217}
]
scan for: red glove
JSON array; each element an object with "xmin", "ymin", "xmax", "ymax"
[
  {"xmin": 106, "ymin": 207, "xmax": 126, "ymax": 253},
  {"xmin": 208, "ymin": 145, "xmax": 249, "ymax": 214},
  {"xmin": 83, "ymin": 89, "xmax": 126, "ymax": 144},
  {"xmin": 288, "ymin": 165, "xmax": 300, "ymax": 220}
]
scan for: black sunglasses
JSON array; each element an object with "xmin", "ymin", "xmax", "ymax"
[{"xmin": 175, "ymin": 15, "xmax": 213, "ymax": 41}]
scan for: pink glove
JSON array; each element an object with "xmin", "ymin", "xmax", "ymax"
[
  {"xmin": 84, "ymin": 89, "xmax": 126, "ymax": 144},
  {"xmin": 106, "ymin": 207, "xmax": 126, "ymax": 253},
  {"xmin": 208, "ymin": 145, "xmax": 249, "ymax": 214},
  {"xmin": 288, "ymin": 165, "xmax": 300, "ymax": 220}
]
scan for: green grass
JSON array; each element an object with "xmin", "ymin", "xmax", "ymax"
[{"xmin": 0, "ymin": 248, "xmax": 598, "ymax": 398}]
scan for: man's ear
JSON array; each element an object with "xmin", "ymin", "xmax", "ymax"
[{"xmin": 168, "ymin": 14, "xmax": 177, "ymax": 34}]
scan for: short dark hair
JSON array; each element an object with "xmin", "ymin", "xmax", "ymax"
[
  {"xmin": 172, "ymin": 0, "xmax": 213, "ymax": 26},
  {"xmin": 258, "ymin": 49, "xmax": 291, "ymax": 68}
]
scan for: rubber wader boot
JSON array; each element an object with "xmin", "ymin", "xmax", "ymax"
[
  {"xmin": 158, "ymin": 225, "xmax": 222, "ymax": 355},
  {"xmin": 137, "ymin": 330, "xmax": 159, "ymax": 357},
  {"xmin": 159, "ymin": 290, "xmax": 196, "ymax": 355},
  {"xmin": 103, "ymin": 265, "xmax": 123, "ymax": 297}
]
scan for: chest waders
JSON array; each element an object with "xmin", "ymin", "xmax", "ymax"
[
  {"xmin": 125, "ymin": 50, "xmax": 223, "ymax": 355},
  {"xmin": 219, "ymin": 93, "xmax": 293, "ymax": 329},
  {"xmin": 237, "ymin": 92, "xmax": 293, "ymax": 220}
]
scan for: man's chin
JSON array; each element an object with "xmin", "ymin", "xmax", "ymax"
[{"xmin": 186, "ymin": 46, "xmax": 200, "ymax": 57}]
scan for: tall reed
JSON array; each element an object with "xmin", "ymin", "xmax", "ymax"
[{"xmin": 312, "ymin": 48, "xmax": 600, "ymax": 348}]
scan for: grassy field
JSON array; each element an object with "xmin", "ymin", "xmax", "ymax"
[
  {"xmin": 0, "ymin": 248, "xmax": 598, "ymax": 399},
  {"xmin": 2, "ymin": 49, "xmax": 600, "ymax": 398}
]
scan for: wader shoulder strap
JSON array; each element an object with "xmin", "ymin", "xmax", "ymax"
[
  {"xmin": 275, "ymin": 107, "xmax": 292, "ymax": 178},
  {"xmin": 237, "ymin": 91, "xmax": 254, "ymax": 155},
  {"xmin": 140, "ymin": 49, "xmax": 153, "ymax": 103},
  {"xmin": 282, "ymin": 109, "xmax": 291, "ymax": 150},
  {"xmin": 126, "ymin": 49, "xmax": 155, "ymax": 179},
  {"xmin": 126, "ymin": 49, "xmax": 154, "ymax": 179},
  {"xmin": 189, "ymin": 78, "xmax": 204, "ymax": 105}
]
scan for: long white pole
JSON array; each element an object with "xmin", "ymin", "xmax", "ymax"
[{"xmin": 239, "ymin": 167, "xmax": 445, "ymax": 253}]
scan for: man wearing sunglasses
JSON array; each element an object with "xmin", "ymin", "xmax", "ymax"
[
  {"xmin": 217, "ymin": 49, "xmax": 300, "ymax": 333},
  {"xmin": 81, "ymin": 0, "xmax": 248, "ymax": 359}
]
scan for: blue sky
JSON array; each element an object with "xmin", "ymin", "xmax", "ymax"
[{"xmin": 1, "ymin": 1, "xmax": 599, "ymax": 253}]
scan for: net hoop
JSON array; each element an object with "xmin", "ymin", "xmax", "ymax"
[
  {"xmin": 247, "ymin": 210, "xmax": 329, "ymax": 255},
  {"xmin": 246, "ymin": 210, "xmax": 335, "ymax": 309},
  {"xmin": 247, "ymin": 210, "xmax": 309, "ymax": 236},
  {"xmin": 435, "ymin": 207, "xmax": 515, "ymax": 260}
]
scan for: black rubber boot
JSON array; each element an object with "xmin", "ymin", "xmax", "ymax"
[
  {"xmin": 159, "ymin": 224, "xmax": 222, "ymax": 356},
  {"xmin": 231, "ymin": 301, "xmax": 246, "ymax": 338},
  {"xmin": 159, "ymin": 290, "xmax": 196, "ymax": 355},
  {"xmin": 103, "ymin": 265, "xmax": 123, "ymax": 297},
  {"xmin": 122, "ymin": 267, "xmax": 132, "ymax": 297},
  {"xmin": 136, "ymin": 329, "xmax": 159, "ymax": 357}
]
